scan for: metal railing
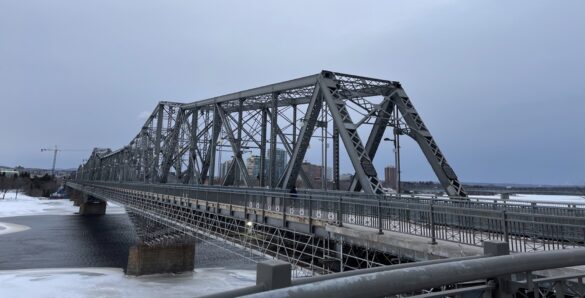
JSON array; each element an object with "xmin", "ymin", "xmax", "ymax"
[
  {"xmin": 72, "ymin": 180, "xmax": 585, "ymax": 253},
  {"xmin": 202, "ymin": 242, "xmax": 585, "ymax": 298},
  {"xmin": 250, "ymin": 247, "xmax": 585, "ymax": 298}
]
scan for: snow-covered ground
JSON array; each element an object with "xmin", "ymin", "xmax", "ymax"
[
  {"xmin": 429, "ymin": 193, "xmax": 585, "ymax": 206},
  {"xmin": 0, "ymin": 191, "xmax": 125, "ymax": 218},
  {"xmin": 469, "ymin": 194, "xmax": 585, "ymax": 205},
  {"xmin": 0, "ymin": 267, "xmax": 256, "ymax": 298}
]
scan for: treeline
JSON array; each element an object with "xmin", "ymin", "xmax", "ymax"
[{"xmin": 0, "ymin": 172, "xmax": 59, "ymax": 199}]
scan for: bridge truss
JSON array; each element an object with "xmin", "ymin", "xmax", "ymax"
[{"xmin": 78, "ymin": 70, "xmax": 466, "ymax": 197}]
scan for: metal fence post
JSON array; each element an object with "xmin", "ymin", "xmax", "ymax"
[
  {"xmin": 378, "ymin": 196, "xmax": 383, "ymax": 235},
  {"xmin": 216, "ymin": 191, "xmax": 219, "ymax": 214},
  {"xmin": 484, "ymin": 241, "xmax": 511, "ymax": 298},
  {"xmin": 308, "ymin": 195, "xmax": 313, "ymax": 233},
  {"xmin": 282, "ymin": 194, "xmax": 287, "ymax": 228},
  {"xmin": 229, "ymin": 192, "xmax": 233, "ymax": 216},
  {"xmin": 256, "ymin": 260, "xmax": 291, "ymax": 290},
  {"xmin": 430, "ymin": 199, "xmax": 437, "ymax": 244},
  {"xmin": 502, "ymin": 210, "xmax": 509, "ymax": 243},
  {"xmin": 245, "ymin": 192, "xmax": 249, "ymax": 221}
]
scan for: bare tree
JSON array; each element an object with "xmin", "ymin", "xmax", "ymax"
[
  {"xmin": 0, "ymin": 173, "xmax": 10, "ymax": 200},
  {"xmin": 13, "ymin": 175, "xmax": 25, "ymax": 199}
]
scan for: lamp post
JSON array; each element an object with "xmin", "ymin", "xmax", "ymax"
[{"xmin": 384, "ymin": 133, "xmax": 401, "ymax": 195}]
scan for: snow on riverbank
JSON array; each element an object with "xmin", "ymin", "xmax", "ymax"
[
  {"xmin": 0, "ymin": 267, "xmax": 256, "ymax": 298},
  {"xmin": 469, "ymin": 194, "xmax": 585, "ymax": 205},
  {"xmin": 0, "ymin": 191, "xmax": 125, "ymax": 218}
]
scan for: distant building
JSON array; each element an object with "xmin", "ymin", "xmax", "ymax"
[
  {"xmin": 384, "ymin": 166, "xmax": 397, "ymax": 190},
  {"xmin": 220, "ymin": 160, "xmax": 233, "ymax": 179},
  {"xmin": 0, "ymin": 167, "xmax": 19, "ymax": 176},
  {"xmin": 302, "ymin": 162, "xmax": 323, "ymax": 184},
  {"xmin": 246, "ymin": 155, "xmax": 262, "ymax": 178},
  {"xmin": 340, "ymin": 173, "xmax": 353, "ymax": 181},
  {"xmin": 272, "ymin": 148, "xmax": 286, "ymax": 180}
]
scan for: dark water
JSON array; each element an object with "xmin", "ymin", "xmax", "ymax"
[
  {"xmin": 0, "ymin": 214, "xmax": 258, "ymax": 270},
  {"xmin": 0, "ymin": 214, "xmax": 137, "ymax": 270}
]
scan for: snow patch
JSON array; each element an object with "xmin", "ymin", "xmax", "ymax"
[{"xmin": 0, "ymin": 191, "xmax": 125, "ymax": 218}]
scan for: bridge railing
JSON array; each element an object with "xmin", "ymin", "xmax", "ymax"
[
  {"xmin": 200, "ymin": 242, "xmax": 585, "ymax": 298},
  {"xmin": 75, "ymin": 181, "xmax": 585, "ymax": 252}
]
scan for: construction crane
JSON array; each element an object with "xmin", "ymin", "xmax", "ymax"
[{"xmin": 40, "ymin": 146, "xmax": 86, "ymax": 176}]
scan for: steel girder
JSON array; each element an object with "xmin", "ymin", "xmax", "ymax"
[{"xmin": 79, "ymin": 71, "xmax": 466, "ymax": 197}]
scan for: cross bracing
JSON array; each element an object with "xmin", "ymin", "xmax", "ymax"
[{"xmin": 78, "ymin": 70, "xmax": 467, "ymax": 197}]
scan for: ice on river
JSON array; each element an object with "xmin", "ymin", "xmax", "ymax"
[
  {"xmin": 0, "ymin": 267, "xmax": 256, "ymax": 298},
  {"xmin": 0, "ymin": 191, "xmax": 124, "ymax": 218}
]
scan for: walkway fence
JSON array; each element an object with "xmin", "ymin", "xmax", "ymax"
[{"xmin": 75, "ymin": 181, "xmax": 585, "ymax": 253}]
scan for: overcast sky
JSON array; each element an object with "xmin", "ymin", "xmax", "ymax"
[{"xmin": 1, "ymin": 1, "xmax": 583, "ymax": 185}]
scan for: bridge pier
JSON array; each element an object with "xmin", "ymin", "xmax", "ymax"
[
  {"xmin": 126, "ymin": 243, "xmax": 195, "ymax": 276},
  {"xmin": 68, "ymin": 189, "xmax": 84, "ymax": 207},
  {"xmin": 79, "ymin": 200, "xmax": 106, "ymax": 215}
]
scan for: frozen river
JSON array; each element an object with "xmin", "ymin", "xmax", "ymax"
[{"xmin": 0, "ymin": 192, "xmax": 257, "ymax": 297}]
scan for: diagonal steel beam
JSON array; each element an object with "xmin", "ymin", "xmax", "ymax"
[
  {"xmin": 281, "ymin": 83, "xmax": 323, "ymax": 190},
  {"xmin": 265, "ymin": 109, "xmax": 313, "ymax": 189},
  {"xmin": 320, "ymin": 74, "xmax": 385, "ymax": 195},
  {"xmin": 389, "ymin": 87, "xmax": 467, "ymax": 197},
  {"xmin": 350, "ymin": 93, "xmax": 396, "ymax": 192}
]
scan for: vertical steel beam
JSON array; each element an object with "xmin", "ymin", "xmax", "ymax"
[
  {"xmin": 184, "ymin": 108, "xmax": 198, "ymax": 184},
  {"xmin": 292, "ymin": 104, "xmax": 297, "ymax": 146},
  {"xmin": 333, "ymin": 126, "xmax": 340, "ymax": 190},
  {"xmin": 140, "ymin": 129, "xmax": 148, "ymax": 182},
  {"xmin": 203, "ymin": 105, "xmax": 222, "ymax": 185},
  {"xmin": 259, "ymin": 109, "xmax": 267, "ymax": 187},
  {"xmin": 269, "ymin": 93, "xmax": 278, "ymax": 188},
  {"xmin": 236, "ymin": 99, "xmax": 244, "ymax": 186},
  {"xmin": 152, "ymin": 105, "xmax": 164, "ymax": 182}
]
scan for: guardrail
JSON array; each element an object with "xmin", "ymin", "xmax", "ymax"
[
  {"xmin": 202, "ymin": 242, "xmax": 585, "ymax": 298},
  {"xmin": 72, "ymin": 180, "xmax": 585, "ymax": 252}
]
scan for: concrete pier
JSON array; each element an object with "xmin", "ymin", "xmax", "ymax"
[
  {"xmin": 126, "ymin": 243, "xmax": 195, "ymax": 276},
  {"xmin": 69, "ymin": 190, "xmax": 84, "ymax": 207},
  {"xmin": 79, "ymin": 201, "xmax": 106, "ymax": 215}
]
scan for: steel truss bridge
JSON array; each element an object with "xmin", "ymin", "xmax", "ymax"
[{"xmin": 70, "ymin": 71, "xmax": 585, "ymax": 297}]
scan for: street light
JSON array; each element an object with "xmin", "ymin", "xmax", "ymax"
[{"xmin": 383, "ymin": 135, "xmax": 401, "ymax": 195}]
